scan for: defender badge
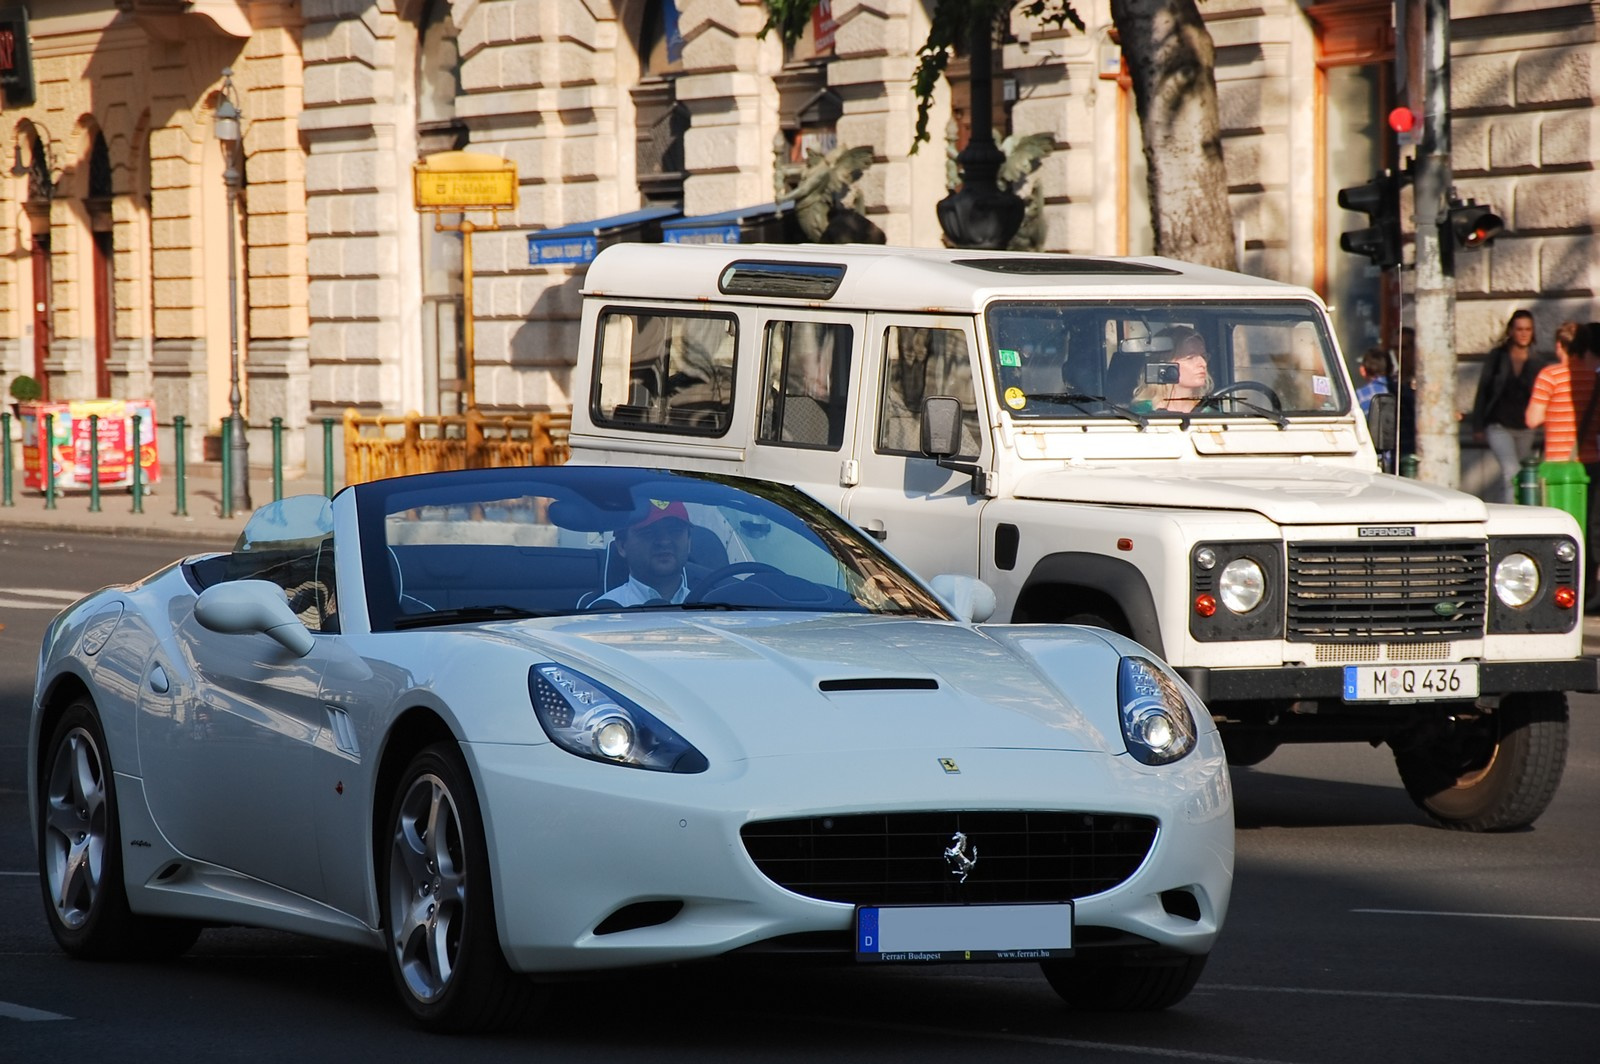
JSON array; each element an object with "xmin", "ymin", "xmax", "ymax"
[{"xmin": 944, "ymin": 832, "xmax": 978, "ymax": 883}]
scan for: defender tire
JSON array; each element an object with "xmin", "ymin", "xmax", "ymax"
[{"xmin": 1391, "ymin": 692, "xmax": 1569, "ymax": 832}]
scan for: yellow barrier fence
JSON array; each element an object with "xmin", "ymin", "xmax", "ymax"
[{"xmin": 343, "ymin": 408, "xmax": 570, "ymax": 485}]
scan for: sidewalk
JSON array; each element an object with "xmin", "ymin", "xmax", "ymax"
[{"xmin": 0, "ymin": 464, "xmax": 328, "ymax": 546}]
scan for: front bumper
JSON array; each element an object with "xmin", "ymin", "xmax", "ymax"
[
  {"xmin": 463, "ymin": 739, "xmax": 1234, "ymax": 974},
  {"xmin": 1177, "ymin": 656, "xmax": 1600, "ymax": 704}
]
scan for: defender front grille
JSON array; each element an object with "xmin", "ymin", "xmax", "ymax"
[
  {"xmin": 740, "ymin": 811, "xmax": 1158, "ymax": 907},
  {"xmin": 1287, "ymin": 540, "xmax": 1487, "ymax": 641}
]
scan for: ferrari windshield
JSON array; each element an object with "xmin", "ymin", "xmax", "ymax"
[
  {"xmin": 356, "ymin": 467, "xmax": 949, "ymax": 631},
  {"xmin": 985, "ymin": 301, "xmax": 1349, "ymax": 422}
]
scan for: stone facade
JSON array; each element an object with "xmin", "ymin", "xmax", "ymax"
[{"xmin": 2, "ymin": 1, "xmax": 1594, "ymax": 488}]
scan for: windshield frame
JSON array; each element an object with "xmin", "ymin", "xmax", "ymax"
[
  {"xmin": 354, "ymin": 467, "xmax": 952, "ymax": 632},
  {"xmin": 981, "ymin": 298, "xmax": 1352, "ymax": 424}
]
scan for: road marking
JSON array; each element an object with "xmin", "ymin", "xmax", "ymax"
[
  {"xmin": 0, "ymin": 587, "xmax": 89, "ymax": 610},
  {"xmin": 1207, "ymin": 984, "xmax": 1600, "ymax": 1010},
  {"xmin": 1354, "ymin": 907, "xmax": 1600, "ymax": 924},
  {"xmin": 810, "ymin": 1015, "xmax": 1303, "ymax": 1064},
  {"xmin": 0, "ymin": 1000, "xmax": 70, "ymax": 1021}
]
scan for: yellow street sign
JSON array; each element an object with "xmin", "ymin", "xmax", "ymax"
[{"xmin": 413, "ymin": 151, "xmax": 518, "ymax": 211}]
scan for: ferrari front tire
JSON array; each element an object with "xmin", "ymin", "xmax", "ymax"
[
  {"xmin": 38, "ymin": 700, "xmax": 200, "ymax": 960},
  {"xmin": 1041, "ymin": 952, "xmax": 1208, "ymax": 1011},
  {"xmin": 383, "ymin": 742, "xmax": 545, "ymax": 1032}
]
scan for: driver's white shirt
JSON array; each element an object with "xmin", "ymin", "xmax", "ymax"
[{"xmin": 593, "ymin": 573, "xmax": 689, "ymax": 608}]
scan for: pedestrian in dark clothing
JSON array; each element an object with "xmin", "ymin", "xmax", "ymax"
[{"xmin": 1470, "ymin": 310, "xmax": 1553, "ymax": 503}]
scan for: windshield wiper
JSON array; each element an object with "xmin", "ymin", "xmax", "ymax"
[
  {"xmin": 1027, "ymin": 392, "xmax": 1149, "ymax": 431},
  {"xmin": 393, "ymin": 604, "xmax": 549, "ymax": 629},
  {"xmin": 1181, "ymin": 395, "xmax": 1289, "ymax": 430}
]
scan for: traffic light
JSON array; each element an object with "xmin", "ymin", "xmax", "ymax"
[
  {"xmin": 1448, "ymin": 200, "xmax": 1504, "ymax": 250},
  {"xmin": 1337, "ymin": 170, "xmax": 1404, "ymax": 268}
]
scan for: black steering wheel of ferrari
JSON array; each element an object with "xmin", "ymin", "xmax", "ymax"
[
  {"xmin": 685, "ymin": 562, "xmax": 785, "ymax": 602},
  {"xmin": 1195, "ymin": 380, "xmax": 1283, "ymax": 412}
]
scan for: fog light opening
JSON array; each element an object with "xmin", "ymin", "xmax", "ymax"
[{"xmin": 1159, "ymin": 888, "xmax": 1202, "ymax": 922}]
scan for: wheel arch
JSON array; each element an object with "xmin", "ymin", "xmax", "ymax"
[
  {"xmin": 370, "ymin": 706, "xmax": 461, "ymax": 914},
  {"xmin": 33, "ymin": 673, "xmax": 94, "ymax": 795},
  {"xmin": 1012, "ymin": 552, "xmax": 1165, "ymax": 657}
]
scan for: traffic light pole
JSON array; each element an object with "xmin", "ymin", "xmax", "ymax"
[{"xmin": 1412, "ymin": 0, "xmax": 1457, "ymax": 489}]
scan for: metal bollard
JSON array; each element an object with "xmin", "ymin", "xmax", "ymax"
[
  {"xmin": 220, "ymin": 419, "xmax": 233, "ymax": 518},
  {"xmin": 131, "ymin": 414, "xmax": 144, "ymax": 514},
  {"xmin": 88, "ymin": 414, "xmax": 102, "ymax": 512},
  {"xmin": 1, "ymin": 411, "xmax": 12, "ymax": 507},
  {"xmin": 173, "ymin": 415, "xmax": 189, "ymax": 517},
  {"xmin": 323, "ymin": 417, "xmax": 336, "ymax": 497},
  {"xmin": 271, "ymin": 417, "xmax": 284, "ymax": 501},
  {"xmin": 44, "ymin": 413, "xmax": 57, "ymax": 509},
  {"xmin": 1399, "ymin": 453, "xmax": 1419, "ymax": 479},
  {"xmin": 1516, "ymin": 455, "xmax": 1542, "ymax": 506}
]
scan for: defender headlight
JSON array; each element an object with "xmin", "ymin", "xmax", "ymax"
[
  {"xmin": 530, "ymin": 664, "xmax": 708, "ymax": 773},
  {"xmin": 1493, "ymin": 553, "xmax": 1540, "ymax": 608},
  {"xmin": 1117, "ymin": 656, "xmax": 1199, "ymax": 766},
  {"xmin": 1219, "ymin": 558, "xmax": 1265, "ymax": 613}
]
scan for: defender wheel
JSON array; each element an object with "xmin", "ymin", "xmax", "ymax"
[
  {"xmin": 1392, "ymin": 692, "xmax": 1569, "ymax": 832},
  {"xmin": 1041, "ymin": 952, "xmax": 1208, "ymax": 1011},
  {"xmin": 38, "ymin": 700, "xmax": 201, "ymax": 960},
  {"xmin": 383, "ymin": 742, "xmax": 546, "ymax": 1032}
]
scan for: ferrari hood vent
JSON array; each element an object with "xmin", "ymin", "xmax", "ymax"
[{"xmin": 818, "ymin": 677, "xmax": 940, "ymax": 693}]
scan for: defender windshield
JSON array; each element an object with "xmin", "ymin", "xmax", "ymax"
[{"xmin": 985, "ymin": 301, "xmax": 1349, "ymax": 422}]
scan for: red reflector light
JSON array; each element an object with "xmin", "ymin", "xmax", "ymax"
[
  {"xmin": 1554, "ymin": 586, "xmax": 1577, "ymax": 610},
  {"xmin": 1117, "ymin": 538, "xmax": 1133, "ymax": 551},
  {"xmin": 1194, "ymin": 593, "xmax": 1217, "ymax": 617}
]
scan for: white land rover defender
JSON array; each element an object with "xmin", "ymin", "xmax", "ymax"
[{"xmin": 566, "ymin": 242, "xmax": 1597, "ymax": 831}]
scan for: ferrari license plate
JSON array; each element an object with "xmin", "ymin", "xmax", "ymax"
[
  {"xmin": 854, "ymin": 902, "xmax": 1073, "ymax": 962},
  {"xmin": 1342, "ymin": 663, "xmax": 1478, "ymax": 702}
]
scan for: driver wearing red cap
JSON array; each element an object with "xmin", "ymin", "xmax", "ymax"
[{"xmin": 592, "ymin": 500, "xmax": 693, "ymax": 607}]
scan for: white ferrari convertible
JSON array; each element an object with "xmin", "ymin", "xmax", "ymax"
[{"xmin": 30, "ymin": 465, "xmax": 1232, "ymax": 1031}]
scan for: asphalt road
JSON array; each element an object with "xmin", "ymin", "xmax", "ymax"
[{"xmin": 2, "ymin": 527, "xmax": 1597, "ymax": 1062}]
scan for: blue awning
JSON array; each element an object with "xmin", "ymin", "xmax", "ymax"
[
  {"xmin": 661, "ymin": 200, "xmax": 796, "ymax": 245},
  {"xmin": 527, "ymin": 206, "xmax": 683, "ymax": 265}
]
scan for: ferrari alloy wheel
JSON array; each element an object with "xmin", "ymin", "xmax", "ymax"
[
  {"xmin": 383, "ymin": 743, "xmax": 544, "ymax": 1032},
  {"xmin": 1392, "ymin": 692, "xmax": 1569, "ymax": 832},
  {"xmin": 39, "ymin": 700, "xmax": 200, "ymax": 959},
  {"xmin": 1041, "ymin": 951, "xmax": 1208, "ymax": 1011}
]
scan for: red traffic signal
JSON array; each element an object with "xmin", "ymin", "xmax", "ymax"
[{"xmin": 1449, "ymin": 201, "xmax": 1504, "ymax": 249}]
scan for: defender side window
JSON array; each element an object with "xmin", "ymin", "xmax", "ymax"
[
  {"xmin": 593, "ymin": 309, "xmax": 737, "ymax": 435},
  {"xmin": 876, "ymin": 325, "xmax": 979, "ymax": 457},
  {"xmin": 758, "ymin": 320, "xmax": 852, "ymax": 449}
]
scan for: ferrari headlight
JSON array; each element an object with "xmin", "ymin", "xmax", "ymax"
[
  {"xmin": 530, "ymin": 664, "xmax": 708, "ymax": 773},
  {"xmin": 1117, "ymin": 656, "xmax": 1198, "ymax": 766},
  {"xmin": 1218, "ymin": 558, "xmax": 1265, "ymax": 613},
  {"xmin": 1493, "ymin": 553, "xmax": 1539, "ymax": 608}
]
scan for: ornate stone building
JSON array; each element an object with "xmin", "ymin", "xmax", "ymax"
[{"xmin": 2, "ymin": 1, "xmax": 1594, "ymax": 484}]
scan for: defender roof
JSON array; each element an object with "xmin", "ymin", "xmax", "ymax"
[{"xmin": 581, "ymin": 242, "xmax": 1322, "ymax": 314}]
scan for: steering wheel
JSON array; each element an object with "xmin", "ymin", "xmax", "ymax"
[
  {"xmin": 1195, "ymin": 380, "xmax": 1283, "ymax": 412},
  {"xmin": 686, "ymin": 562, "xmax": 785, "ymax": 602}
]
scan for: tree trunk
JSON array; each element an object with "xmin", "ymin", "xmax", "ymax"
[{"xmin": 1110, "ymin": 0, "xmax": 1237, "ymax": 271}]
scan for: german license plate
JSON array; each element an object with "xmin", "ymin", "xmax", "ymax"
[
  {"xmin": 855, "ymin": 902, "xmax": 1073, "ymax": 962},
  {"xmin": 1342, "ymin": 663, "xmax": 1479, "ymax": 702}
]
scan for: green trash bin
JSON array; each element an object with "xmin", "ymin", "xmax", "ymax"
[{"xmin": 1538, "ymin": 460, "xmax": 1589, "ymax": 535}]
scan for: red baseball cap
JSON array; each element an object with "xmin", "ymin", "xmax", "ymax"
[{"xmin": 630, "ymin": 499, "xmax": 690, "ymax": 532}]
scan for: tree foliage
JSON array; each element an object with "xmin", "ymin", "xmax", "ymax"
[{"xmin": 762, "ymin": 1, "xmax": 1236, "ymax": 269}]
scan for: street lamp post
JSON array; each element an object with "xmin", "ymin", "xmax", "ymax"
[{"xmin": 214, "ymin": 67, "xmax": 250, "ymax": 516}]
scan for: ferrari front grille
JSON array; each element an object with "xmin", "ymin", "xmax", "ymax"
[{"xmin": 740, "ymin": 811, "xmax": 1158, "ymax": 906}]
